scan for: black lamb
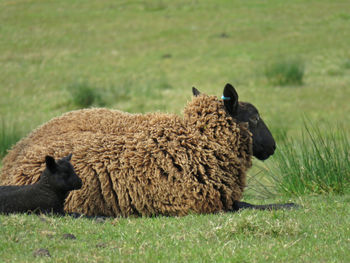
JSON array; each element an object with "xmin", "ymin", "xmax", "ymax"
[{"xmin": 0, "ymin": 154, "xmax": 82, "ymax": 215}]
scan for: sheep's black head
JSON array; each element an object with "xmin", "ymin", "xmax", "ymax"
[
  {"xmin": 192, "ymin": 84, "xmax": 276, "ymax": 161},
  {"xmin": 44, "ymin": 154, "xmax": 82, "ymax": 192}
]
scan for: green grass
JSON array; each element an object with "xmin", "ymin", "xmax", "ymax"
[
  {"xmin": 1, "ymin": 0, "xmax": 350, "ymax": 133},
  {"xmin": 0, "ymin": 195, "xmax": 349, "ymax": 262},
  {"xmin": 251, "ymin": 120, "xmax": 350, "ymax": 197},
  {"xmin": 265, "ymin": 59, "xmax": 305, "ymax": 86},
  {"xmin": 66, "ymin": 75, "xmax": 173, "ymax": 112},
  {"xmin": 343, "ymin": 59, "xmax": 350, "ymax": 69},
  {"xmin": 256, "ymin": 123, "xmax": 350, "ymax": 197},
  {"xmin": 0, "ymin": 118, "xmax": 24, "ymax": 159},
  {"xmin": 1, "ymin": 0, "xmax": 350, "ymax": 261},
  {"xmin": 68, "ymin": 81, "xmax": 106, "ymax": 108}
]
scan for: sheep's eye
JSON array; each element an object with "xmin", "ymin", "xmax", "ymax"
[{"xmin": 60, "ymin": 171, "xmax": 69, "ymax": 179}]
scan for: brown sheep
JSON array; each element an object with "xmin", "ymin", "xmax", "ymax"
[{"xmin": 0, "ymin": 84, "xmax": 296, "ymax": 217}]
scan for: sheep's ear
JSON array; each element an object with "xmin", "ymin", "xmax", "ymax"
[
  {"xmin": 192, "ymin": 87, "xmax": 201, "ymax": 97},
  {"xmin": 45, "ymin": 156, "xmax": 57, "ymax": 172},
  {"xmin": 223, "ymin": 83, "xmax": 239, "ymax": 115}
]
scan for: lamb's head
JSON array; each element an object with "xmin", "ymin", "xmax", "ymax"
[
  {"xmin": 43, "ymin": 154, "xmax": 82, "ymax": 192},
  {"xmin": 192, "ymin": 83, "xmax": 276, "ymax": 161}
]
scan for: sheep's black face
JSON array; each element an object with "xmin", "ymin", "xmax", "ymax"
[
  {"xmin": 45, "ymin": 154, "xmax": 83, "ymax": 192},
  {"xmin": 193, "ymin": 83, "xmax": 276, "ymax": 161},
  {"xmin": 235, "ymin": 102, "xmax": 276, "ymax": 160},
  {"xmin": 221, "ymin": 84, "xmax": 276, "ymax": 161}
]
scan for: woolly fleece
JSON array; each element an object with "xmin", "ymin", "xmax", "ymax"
[{"xmin": 0, "ymin": 94, "xmax": 252, "ymax": 217}]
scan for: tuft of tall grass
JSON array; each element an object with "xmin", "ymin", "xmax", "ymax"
[
  {"xmin": 265, "ymin": 59, "xmax": 305, "ymax": 86},
  {"xmin": 343, "ymin": 59, "xmax": 350, "ymax": 69},
  {"xmin": 262, "ymin": 122, "xmax": 350, "ymax": 196},
  {"xmin": 0, "ymin": 119, "xmax": 23, "ymax": 159},
  {"xmin": 143, "ymin": 1, "xmax": 167, "ymax": 11},
  {"xmin": 68, "ymin": 82, "xmax": 106, "ymax": 108},
  {"xmin": 119, "ymin": 76, "xmax": 173, "ymax": 113},
  {"xmin": 67, "ymin": 76, "xmax": 173, "ymax": 112}
]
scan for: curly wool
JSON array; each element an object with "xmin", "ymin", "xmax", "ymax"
[{"xmin": 0, "ymin": 94, "xmax": 252, "ymax": 217}]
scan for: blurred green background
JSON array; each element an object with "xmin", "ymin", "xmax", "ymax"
[{"xmin": 1, "ymin": 0, "xmax": 349, "ymax": 137}]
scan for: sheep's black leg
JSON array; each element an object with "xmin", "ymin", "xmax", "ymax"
[
  {"xmin": 66, "ymin": 212, "xmax": 111, "ymax": 220},
  {"xmin": 232, "ymin": 201, "xmax": 299, "ymax": 211}
]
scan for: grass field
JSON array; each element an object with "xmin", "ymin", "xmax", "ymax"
[
  {"xmin": 1, "ymin": 195, "xmax": 349, "ymax": 262},
  {"xmin": 1, "ymin": 0, "xmax": 350, "ymax": 262}
]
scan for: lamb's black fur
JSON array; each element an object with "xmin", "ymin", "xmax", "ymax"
[{"xmin": 0, "ymin": 154, "xmax": 82, "ymax": 215}]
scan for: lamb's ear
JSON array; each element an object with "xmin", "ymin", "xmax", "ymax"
[
  {"xmin": 64, "ymin": 153, "xmax": 72, "ymax": 161},
  {"xmin": 45, "ymin": 156, "xmax": 57, "ymax": 172},
  {"xmin": 192, "ymin": 87, "xmax": 201, "ymax": 97},
  {"xmin": 223, "ymin": 83, "xmax": 239, "ymax": 115}
]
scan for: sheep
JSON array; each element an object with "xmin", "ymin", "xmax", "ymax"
[
  {"xmin": 0, "ymin": 154, "xmax": 82, "ymax": 215},
  {"xmin": 0, "ymin": 84, "xmax": 297, "ymax": 217}
]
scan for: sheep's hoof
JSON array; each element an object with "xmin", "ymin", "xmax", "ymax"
[{"xmin": 62, "ymin": 233, "xmax": 76, "ymax": 240}]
